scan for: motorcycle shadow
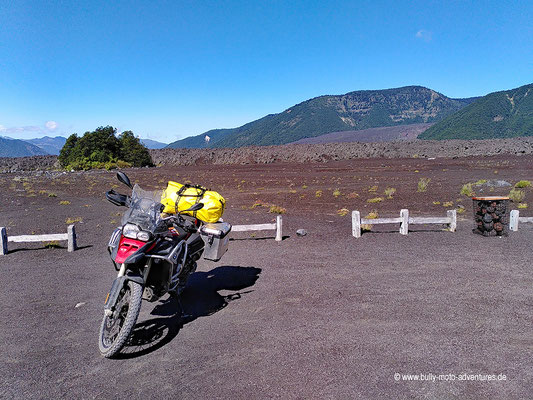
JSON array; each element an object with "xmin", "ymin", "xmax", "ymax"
[{"xmin": 117, "ymin": 265, "xmax": 262, "ymax": 359}]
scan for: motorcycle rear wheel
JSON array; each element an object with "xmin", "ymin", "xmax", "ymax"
[{"xmin": 98, "ymin": 280, "xmax": 143, "ymax": 358}]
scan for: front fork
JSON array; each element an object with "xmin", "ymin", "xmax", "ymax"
[
  {"xmin": 104, "ymin": 263, "xmax": 146, "ymax": 317},
  {"xmin": 117, "ymin": 263, "xmax": 127, "ymax": 277}
]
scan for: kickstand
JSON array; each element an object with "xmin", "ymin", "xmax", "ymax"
[{"xmin": 170, "ymin": 291, "xmax": 192, "ymax": 320}]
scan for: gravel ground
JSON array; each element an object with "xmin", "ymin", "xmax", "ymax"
[{"xmin": 0, "ymin": 155, "xmax": 532, "ymax": 399}]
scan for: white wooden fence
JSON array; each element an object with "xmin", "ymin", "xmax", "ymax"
[
  {"xmin": 509, "ymin": 210, "xmax": 533, "ymax": 231},
  {"xmin": 231, "ymin": 215, "xmax": 283, "ymax": 241},
  {"xmin": 352, "ymin": 209, "xmax": 456, "ymax": 238},
  {"xmin": 0, "ymin": 225, "xmax": 77, "ymax": 255}
]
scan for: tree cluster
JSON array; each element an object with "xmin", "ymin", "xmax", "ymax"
[{"xmin": 58, "ymin": 126, "xmax": 153, "ymax": 170}]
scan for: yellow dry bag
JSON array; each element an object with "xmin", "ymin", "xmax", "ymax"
[{"xmin": 161, "ymin": 181, "xmax": 225, "ymax": 223}]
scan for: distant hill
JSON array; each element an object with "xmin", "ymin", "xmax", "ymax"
[
  {"xmin": 140, "ymin": 139, "xmax": 168, "ymax": 149},
  {"xmin": 291, "ymin": 123, "xmax": 433, "ymax": 144},
  {"xmin": 0, "ymin": 137, "xmax": 50, "ymax": 157},
  {"xmin": 26, "ymin": 136, "xmax": 66, "ymax": 155},
  {"xmin": 167, "ymin": 86, "xmax": 476, "ymax": 148},
  {"xmin": 420, "ymin": 83, "xmax": 533, "ymax": 140}
]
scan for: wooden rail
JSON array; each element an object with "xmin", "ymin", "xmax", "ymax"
[
  {"xmin": 231, "ymin": 215, "xmax": 283, "ymax": 241},
  {"xmin": 0, "ymin": 225, "xmax": 77, "ymax": 255},
  {"xmin": 509, "ymin": 210, "xmax": 533, "ymax": 231},
  {"xmin": 352, "ymin": 209, "xmax": 456, "ymax": 238}
]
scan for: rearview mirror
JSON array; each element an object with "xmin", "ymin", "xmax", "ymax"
[{"xmin": 116, "ymin": 171, "xmax": 133, "ymax": 189}]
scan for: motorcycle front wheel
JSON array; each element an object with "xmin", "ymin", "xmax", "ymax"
[{"xmin": 98, "ymin": 280, "xmax": 143, "ymax": 358}]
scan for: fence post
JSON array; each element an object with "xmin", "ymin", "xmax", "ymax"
[
  {"xmin": 447, "ymin": 209, "xmax": 457, "ymax": 232},
  {"xmin": 0, "ymin": 227, "xmax": 7, "ymax": 255},
  {"xmin": 509, "ymin": 210, "xmax": 519, "ymax": 232},
  {"xmin": 67, "ymin": 225, "xmax": 77, "ymax": 252},
  {"xmin": 275, "ymin": 216, "xmax": 282, "ymax": 241},
  {"xmin": 400, "ymin": 209, "xmax": 409, "ymax": 235},
  {"xmin": 352, "ymin": 211, "xmax": 361, "ymax": 238}
]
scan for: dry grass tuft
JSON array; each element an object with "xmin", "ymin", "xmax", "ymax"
[
  {"xmin": 460, "ymin": 183, "xmax": 475, "ymax": 197},
  {"xmin": 361, "ymin": 210, "xmax": 378, "ymax": 231},
  {"xmin": 346, "ymin": 192, "xmax": 359, "ymax": 199},
  {"xmin": 337, "ymin": 208, "xmax": 349, "ymax": 217},
  {"xmin": 417, "ymin": 178, "xmax": 430, "ymax": 192},
  {"xmin": 384, "ymin": 187, "xmax": 396, "ymax": 198},
  {"xmin": 43, "ymin": 241, "xmax": 62, "ymax": 249},
  {"xmin": 269, "ymin": 205, "xmax": 286, "ymax": 214}
]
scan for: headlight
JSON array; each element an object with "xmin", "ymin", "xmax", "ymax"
[
  {"xmin": 123, "ymin": 223, "xmax": 140, "ymax": 239},
  {"xmin": 136, "ymin": 231, "xmax": 152, "ymax": 241}
]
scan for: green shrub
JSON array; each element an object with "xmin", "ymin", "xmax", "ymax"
[
  {"xmin": 367, "ymin": 197, "xmax": 384, "ymax": 203},
  {"xmin": 509, "ymin": 188, "xmax": 525, "ymax": 203},
  {"xmin": 515, "ymin": 180, "xmax": 531, "ymax": 188},
  {"xmin": 116, "ymin": 160, "xmax": 133, "ymax": 169},
  {"xmin": 59, "ymin": 126, "xmax": 153, "ymax": 170}
]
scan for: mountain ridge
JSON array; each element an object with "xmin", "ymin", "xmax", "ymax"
[
  {"xmin": 140, "ymin": 139, "xmax": 168, "ymax": 149},
  {"xmin": 0, "ymin": 137, "xmax": 50, "ymax": 157},
  {"xmin": 167, "ymin": 86, "xmax": 476, "ymax": 149},
  {"xmin": 420, "ymin": 83, "xmax": 533, "ymax": 140},
  {"xmin": 26, "ymin": 136, "xmax": 67, "ymax": 155}
]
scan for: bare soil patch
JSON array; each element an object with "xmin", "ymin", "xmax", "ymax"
[{"xmin": 1, "ymin": 154, "xmax": 532, "ymax": 399}]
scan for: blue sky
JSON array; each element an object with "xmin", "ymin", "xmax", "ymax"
[{"xmin": 1, "ymin": 0, "xmax": 531, "ymax": 142}]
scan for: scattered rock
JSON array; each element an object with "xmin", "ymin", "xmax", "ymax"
[
  {"xmin": 75, "ymin": 302, "xmax": 86, "ymax": 308},
  {"xmin": 3, "ymin": 138, "xmax": 533, "ymax": 171},
  {"xmin": 296, "ymin": 229, "xmax": 307, "ymax": 237}
]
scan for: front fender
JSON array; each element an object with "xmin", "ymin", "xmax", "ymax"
[{"xmin": 104, "ymin": 274, "xmax": 144, "ymax": 312}]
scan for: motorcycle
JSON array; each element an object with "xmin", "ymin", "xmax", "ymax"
[{"xmin": 98, "ymin": 171, "xmax": 231, "ymax": 358}]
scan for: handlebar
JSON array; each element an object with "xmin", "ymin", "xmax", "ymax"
[
  {"xmin": 105, "ymin": 190, "xmax": 130, "ymax": 207},
  {"xmin": 159, "ymin": 215, "xmax": 199, "ymax": 233}
]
